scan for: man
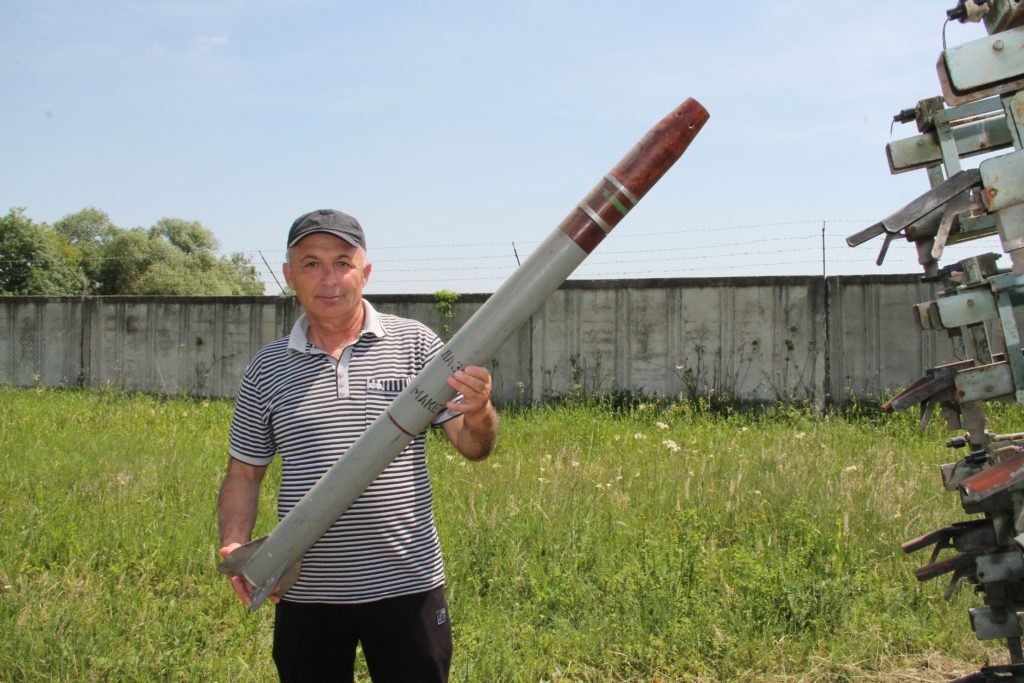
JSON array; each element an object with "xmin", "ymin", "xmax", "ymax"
[{"xmin": 217, "ymin": 209, "xmax": 498, "ymax": 682}]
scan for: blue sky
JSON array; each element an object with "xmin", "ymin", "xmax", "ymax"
[{"xmin": 0, "ymin": 1, "xmax": 1001, "ymax": 293}]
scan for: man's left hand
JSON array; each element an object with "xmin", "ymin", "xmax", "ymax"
[
  {"xmin": 443, "ymin": 366, "xmax": 498, "ymax": 461},
  {"xmin": 445, "ymin": 366, "xmax": 493, "ymax": 417}
]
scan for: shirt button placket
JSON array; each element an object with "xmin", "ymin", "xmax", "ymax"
[{"xmin": 336, "ymin": 360, "xmax": 349, "ymax": 399}]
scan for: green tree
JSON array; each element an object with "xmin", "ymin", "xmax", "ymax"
[
  {"xmin": 95, "ymin": 227, "xmax": 173, "ymax": 294},
  {"xmin": 0, "ymin": 208, "xmax": 87, "ymax": 295},
  {"xmin": 135, "ymin": 217, "xmax": 262, "ymax": 295},
  {"xmin": 150, "ymin": 217, "xmax": 218, "ymax": 256},
  {"xmin": 52, "ymin": 206, "xmax": 117, "ymax": 248},
  {"xmin": 217, "ymin": 253, "xmax": 264, "ymax": 295},
  {"xmin": 3, "ymin": 207, "xmax": 265, "ymax": 296},
  {"xmin": 52, "ymin": 207, "xmax": 117, "ymax": 289}
]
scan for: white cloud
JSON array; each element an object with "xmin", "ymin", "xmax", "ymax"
[{"xmin": 188, "ymin": 32, "xmax": 228, "ymax": 58}]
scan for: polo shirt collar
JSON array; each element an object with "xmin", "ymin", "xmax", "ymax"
[{"xmin": 287, "ymin": 299, "xmax": 385, "ymax": 354}]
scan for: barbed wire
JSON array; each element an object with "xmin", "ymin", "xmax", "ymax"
[
  {"xmin": 237, "ymin": 231, "xmax": 1004, "ymax": 287},
  {"xmin": 243, "ymin": 220, "xmax": 873, "ymax": 259}
]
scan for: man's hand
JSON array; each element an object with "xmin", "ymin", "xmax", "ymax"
[
  {"xmin": 443, "ymin": 366, "xmax": 499, "ymax": 461},
  {"xmin": 219, "ymin": 543, "xmax": 280, "ymax": 606},
  {"xmin": 445, "ymin": 366, "xmax": 493, "ymax": 417}
]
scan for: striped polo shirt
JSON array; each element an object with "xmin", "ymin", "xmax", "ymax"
[{"xmin": 228, "ymin": 300, "xmax": 455, "ymax": 604}]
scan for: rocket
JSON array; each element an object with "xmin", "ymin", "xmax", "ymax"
[{"xmin": 219, "ymin": 97, "xmax": 709, "ymax": 610}]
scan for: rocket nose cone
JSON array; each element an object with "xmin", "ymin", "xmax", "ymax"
[
  {"xmin": 610, "ymin": 97, "xmax": 710, "ymax": 202},
  {"xmin": 653, "ymin": 98, "xmax": 710, "ymax": 158}
]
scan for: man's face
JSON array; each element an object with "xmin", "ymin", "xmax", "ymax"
[{"xmin": 283, "ymin": 232, "xmax": 372, "ymax": 323}]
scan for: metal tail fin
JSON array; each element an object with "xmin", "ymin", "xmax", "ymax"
[{"xmin": 217, "ymin": 536, "xmax": 302, "ymax": 612}]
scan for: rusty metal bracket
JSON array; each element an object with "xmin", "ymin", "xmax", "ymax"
[
  {"xmin": 847, "ymin": 168, "xmax": 983, "ymax": 255},
  {"xmin": 884, "ymin": 373, "xmax": 956, "ymax": 413}
]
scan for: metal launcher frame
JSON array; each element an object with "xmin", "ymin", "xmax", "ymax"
[{"xmin": 849, "ymin": 2, "xmax": 1024, "ymax": 680}]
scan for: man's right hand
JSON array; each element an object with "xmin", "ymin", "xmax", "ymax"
[{"xmin": 219, "ymin": 543, "xmax": 280, "ymax": 606}]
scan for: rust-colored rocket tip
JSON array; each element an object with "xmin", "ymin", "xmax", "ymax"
[
  {"xmin": 560, "ymin": 98, "xmax": 709, "ymax": 253},
  {"xmin": 611, "ymin": 98, "xmax": 709, "ymax": 203}
]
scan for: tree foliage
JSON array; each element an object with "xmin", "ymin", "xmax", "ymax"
[
  {"xmin": 0, "ymin": 209, "xmax": 88, "ymax": 295},
  {"xmin": 0, "ymin": 207, "xmax": 264, "ymax": 296},
  {"xmin": 52, "ymin": 206, "xmax": 117, "ymax": 290}
]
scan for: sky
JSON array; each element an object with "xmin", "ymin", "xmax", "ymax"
[{"xmin": 0, "ymin": 1, "xmax": 1005, "ymax": 294}]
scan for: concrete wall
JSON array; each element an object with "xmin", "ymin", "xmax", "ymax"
[
  {"xmin": 828, "ymin": 275, "xmax": 946, "ymax": 400},
  {"xmin": 0, "ymin": 275, "xmax": 950, "ymax": 405}
]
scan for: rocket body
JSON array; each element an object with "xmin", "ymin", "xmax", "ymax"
[{"xmin": 219, "ymin": 98, "xmax": 709, "ymax": 610}]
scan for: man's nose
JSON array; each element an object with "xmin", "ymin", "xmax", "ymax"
[{"xmin": 321, "ymin": 264, "xmax": 344, "ymax": 285}]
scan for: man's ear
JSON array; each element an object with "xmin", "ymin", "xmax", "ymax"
[{"xmin": 282, "ymin": 261, "xmax": 293, "ymax": 290}]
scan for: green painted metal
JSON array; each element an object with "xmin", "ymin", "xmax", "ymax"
[
  {"xmin": 984, "ymin": 0, "xmax": 1024, "ymax": 35},
  {"xmin": 934, "ymin": 288, "xmax": 999, "ymax": 328},
  {"xmin": 981, "ymin": 149, "xmax": 1024, "ymax": 211},
  {"xmin": 887, "ymin": 115, "xmax": 1012, "ymax": 174},
  {"xmin": 940, "ymin": 26, "xmax": 1024, "ymax": 104}
]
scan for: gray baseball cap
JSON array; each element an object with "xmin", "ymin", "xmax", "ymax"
[{"xmin": 287, "ymin": 209, "xmax": 366, "ymax": 250}]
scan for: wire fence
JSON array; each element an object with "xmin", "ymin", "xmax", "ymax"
[{"xmin": 243, "ymin": 219, "xmax": 1007, "ymax": 294}]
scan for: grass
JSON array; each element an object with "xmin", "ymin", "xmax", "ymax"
[{"xmin": 0, "ymin": 385, "xmax": 1017, "ymax": 681}]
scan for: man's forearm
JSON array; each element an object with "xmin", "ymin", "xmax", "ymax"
[
  {"xmin": 453, "ymin": 404, "xmax": 499, "ymax": 461},
  {"xmin": 217, "ymin": 462, "xmax": 264, "ymax": 546}
]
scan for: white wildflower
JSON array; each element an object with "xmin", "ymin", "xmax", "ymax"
[{"xmin": 656, "ymin": 422, "xmax": 669, "ymax": 430}]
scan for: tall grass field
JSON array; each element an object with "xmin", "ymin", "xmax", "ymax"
[{"xmin": 1, "ymin": 385, "xmax": 1019, "ymax": 681}]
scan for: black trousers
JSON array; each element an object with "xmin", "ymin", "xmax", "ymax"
[{"xmin": 272, "ymin": 586, "xmax": 453, "ymax": 683}]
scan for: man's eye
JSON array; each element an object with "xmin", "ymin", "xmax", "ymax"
[{"xmin": 304, "ymin": 262, "xmax": 319, "ymax": 268}]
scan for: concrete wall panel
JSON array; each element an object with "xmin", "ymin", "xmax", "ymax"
[
  {"xmin": 621, "ymin": 287, "xmax": 666, "ymax": 394},
  {"xmin": 40, "ymin": 301, "xmax": 84, "ymax": 386},
  {"xmin": 828, "ymin": 277, "xmax": 950, "ymax": 399}
]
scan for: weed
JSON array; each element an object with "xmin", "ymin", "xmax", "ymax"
[{"xmin": 433, "ymin": 289, "xmax": 460, "ymax": 341}]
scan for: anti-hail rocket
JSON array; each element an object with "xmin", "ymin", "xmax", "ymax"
[{"xmin": 219, "ymin": 98, "xmax": 709, "ymax": 610}]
